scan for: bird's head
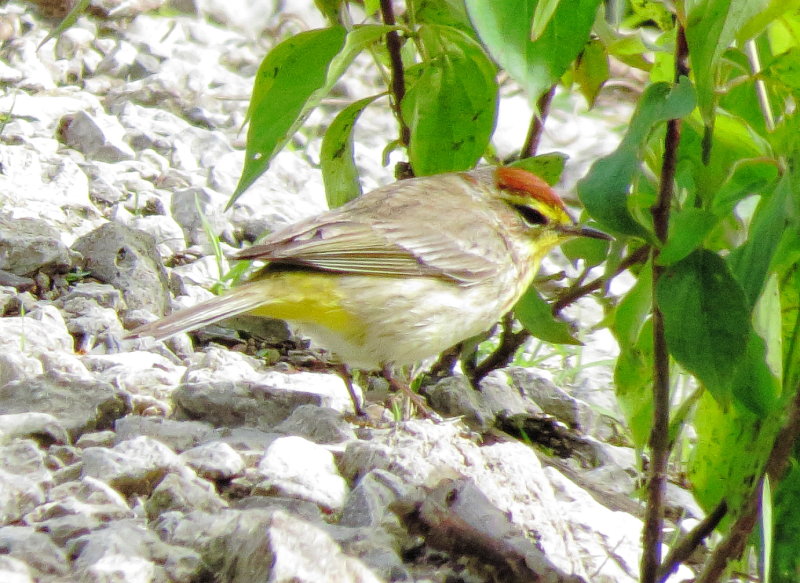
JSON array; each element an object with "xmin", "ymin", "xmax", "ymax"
[{"xmin": 490, "ymin": 166, "xmax": 610, "ymax": 249}]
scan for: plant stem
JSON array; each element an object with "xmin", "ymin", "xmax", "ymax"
[
  {"xmin": 641, "ymin": 24, "xmax": 688, "ymax": 583},
  {"xmin": 522, "ymin": 85, "xmax": 556, "ymax": 158},
  {"xmin": 472, "ymin": 313, "xmax": 527, "ymax": 381},
  {"xmin": 745, "ymin": 40, "xmax": 775, "ymax": 132},
  {"xmin": 379, "ymin": 0, "xmax": 410, "ymax": 148},
  {"xmin": 656, "ymin": 500, "xmax": 728, "ymax": 582},
  {"xmin": 551, "ymin": 246, "xmax": 649, "ymax": 314}
]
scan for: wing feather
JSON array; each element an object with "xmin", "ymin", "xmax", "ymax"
[{"xmin": 235, "ymin": 171, "xmax": 513, "ymax": 284}]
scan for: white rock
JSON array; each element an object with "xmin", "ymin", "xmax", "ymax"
[
  {"xmin": 61, "ymin": 110, "xmax": 136, "ymax": 162},
  {"xmin": 82, "ymin": 436, "xmax": 184, "ymax": 495},
  {"xmin": 256, "ymin": 370, "xmax": 361, "ymax": 415},
  {"xmin": 183, "ymin": 347, "xmax": 264, "ymax": 383},
  {"xmin": 180, "ymin": 441, "xmax": 244, "ymax": 480},
  {"xmin": 170, "ymin": 186, "xmax": 233, "ymax": 248},
  {"xmin": 0, "ymin": 413, "xmax": 69, "ymax": 446},
  {"xmin": 54, "ymin": 26, "xmax": 97, "ymax": 60},
  {"xmin": 82, "ymin": 352, "xmax": 186, "ymax": 397},
  {"xmin": 0, "ymin": 468, "xmax": 46, "ymax": 524},
  {"xmin": 0, "ymin": 352, "xmax": 43, "ymax": 387},
  {"xmin": 225, "ymin": 509, "xmax": 382, "ymax": 583},
  {"xmin": 83, "ymin": 554, "xmax": 156, "ymax": 583},
  {"xmin": 257, "ymin": 436, "xmax": 349, "ymax": 513},
  {"xmin": 0, "ymin": 90, "xmax": 103, "ymax": 133},
  {"xmin": 0, "ymin": 308, "xmax": 73, "ymax": 357},
  {"xmin": 113, "ymin": 416, "xmax": 216, "ymax": 452},
  {"xmin": 341, "ymin": 420, "xmax": 646, "ymax": 581},
  {"xmin": 96, "ymin": 40, "xmax": 139, "ymax": 77},
  {"xmin": 169, "ymin": 254, "xmax": 229, "ymax": 288},
  {"xmin": 50, "ymin": 476, "xmax": 130, "ymax": 509},
  {"xmin": 0, "ymin": 556, "xmax": 33, "ymax": 583}
]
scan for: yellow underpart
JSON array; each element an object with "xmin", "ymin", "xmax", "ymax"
[{"xmin": 246, "ymin": 271, "xmax": 363, "ymax": 338}]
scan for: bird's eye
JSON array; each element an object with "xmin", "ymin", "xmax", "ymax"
[{"xmin": 513, "ymin": 204, "xmax": 548, "ymax": 226}]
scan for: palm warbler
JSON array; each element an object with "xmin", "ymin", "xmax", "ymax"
[{"xmin": 127, "ymin": 166, "xmax": 608, "ymax": 404}]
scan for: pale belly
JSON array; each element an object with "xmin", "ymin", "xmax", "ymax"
[{"xmin": 290, "ymin": 274, "xmax": 523, "ymax": 369}]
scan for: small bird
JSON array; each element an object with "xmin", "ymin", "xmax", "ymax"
[{"xmin": 127, "ymin": 166, "xmax": 609, "ymax": 412}]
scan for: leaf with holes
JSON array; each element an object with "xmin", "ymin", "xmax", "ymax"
[
  {"xmin": 402, "ymin": 24, "xmax": 498, "ymax": 176},
  {"xmin": 508, "ymin": 153, "xmax": 567, "ymax": 186},
  {"xmin": 232, "ymin": 25, "xmax": 393, "ymax": 206},
  {"xmin": 321, "ymin": 95, "xmax": 385, "ymax": 208}
]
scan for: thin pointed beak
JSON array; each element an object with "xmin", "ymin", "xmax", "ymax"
[{"xmin": 557, "ymin": 224, "xmax": 613, "ymax": 240}]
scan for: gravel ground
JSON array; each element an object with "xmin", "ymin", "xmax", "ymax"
[{"xmin": 0, "ymin": 2, "xmax": 698, "ymax": 582}]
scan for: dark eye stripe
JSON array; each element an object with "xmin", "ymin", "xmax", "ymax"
[{"xmin": 513, "ymin": 204, "xmax": 548, "ymax": 226}]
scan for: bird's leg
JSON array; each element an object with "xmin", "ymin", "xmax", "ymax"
[
  {"xmin": 381, "ymin": 363, "xmax": 436, "ymax": 419},
  {"xmin": 334, "ymin": 363, "xmax": 365, "ymax": 417}
]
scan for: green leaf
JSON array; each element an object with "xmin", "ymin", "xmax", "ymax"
[
  {"xmin": 689, "ymin": 391, "xmax": 781, "ymax": 523},
  {"xmin": 37, "ymin": 0, "xmax": 91, "ymax": 49},
  {"xmin": 613, "ymin": 258, "xmax": 653, "ymax": 349},
  {"xmin": 578, "ymin": 78, "xmax": 696, "ymax": 237},
  {"xmin": 629, "ymin": 0, "xmax": 674, "ymax": 31},
  {"xmin": 320, "ymin": 95, "xmax": 384, "ymax": 208},
  {"xmin": 560, "ymin": 236, "xmax": 611, "ymax": 269},
  {"xmin": 578, "ymin": 154, "xmax": 647, "ymax": 237},
  {"xmin": 507, "ymin": 153, "xmax": 567, "ymax": 185},
  {"xmin": 684, "ymin": 0, "xmax": 762, "ymax": 125},
  {"xmin": 624, "ymin": 77, "xmax": 698, "ymax": 148},
  {"xmin": 573, "ymin": 38, "xmax": 610, "ymax": 108},
  {"xmin": 710, "ymin": 159, "xmax": 779, "ymax": 216},
  {"xmin": 727, "ymin": 174, "xmax": 793, "ymax": 307},
  {"xmin": 232, "ymin": 25, "xmax": 393, "ymax": 206},
  {"xmin": 782, "ymin": 264, "xmax": 800, "ymax": 392},
  {"xmin": 233, "ymin": 27, "xmax": 347, "ymax": 204},
  {"xmin": 657, "ymin": 208, "xmax": 718, "ymax": 266},
  {"xmin": 604, "ymin": 28, "xmax": 653, "ymax": 72},
  {"xmin": 531, "ymin": 0, "xmax": 562, "ymax": 42},
  {"xmin": 364, "ymin": 0, "xmax": 380, "ymax": 16},
  {"xmin": 680, "ymin": 111, "xmax": 772, "ymax": 208},
  {"xmin": 514, "ymin": 285, "xmax": 581, "ymax": 345},
  {"xmin": 411, "ymin": 0, "xmax": 475, "ymax": 36},
  {"xmin": 464, "ymin": 0, "xmax": 601, "ymax": 102},
  {"xmin": 731, "ymin": 274, "xmax": 782, "ymax": 415},
  {"xmin": 614, "ymin": 317, "xmax": 654, "ymax": 448},
  {"xmin": 314, "ymin": 0, "xmax": 342, "ymax": 23},
  {"xmin": 772, "ymin": 460, "xmax": 800, "ymax": 579},
  {"xmin": 736, "ymin": 0, "xmax": 800, "ymax": 45},
  {"xmin": 656, "ymin": 250, "xmax": 750, "ymax": 402},
  {"xmin": 769, "ymin": 10, "xmax": 800, "ymax": 54},
  {"xmin": 764, "ymin": 47, "xmax": 800, "ymax": 93},
  {"xmin": 770, "ymin": 110, "xmax": 800, "ymax": 169},
  {"xmin": 402, "ymin": 25, "xmax": 498, "ymax": 176}
]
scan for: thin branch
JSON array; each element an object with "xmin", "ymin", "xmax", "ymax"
[
  {"xmin": 744, "ymin": 41, "xmax": 774, "ymax": 132},
  {"xmin": 656, "ymin": 500, "xmax": 728, "ymax": 582},
  {"xmin": 428, "ymin": 343, "xmax": 461, "ymax": 379},
  {"xmin": 695, "ymin": 385, "xmax": 800, "ymax": 583},
  {"xmin": 641, "ymin": 24, "xmax": 688, "ymax": 583},
  {"xmin": 522, "ymin": 86, "xmax": 556, "ymax": 158},
  {"xmin": 379, "ymin": 0, "xmax": 410, "ymax": 148},
  {"xmin": 472, "ymin": 313, "xmax": 527, "ymax": 382},
  {"xmin": 552, "ymin": 246, "xmax": 649, "ymax": 314}
]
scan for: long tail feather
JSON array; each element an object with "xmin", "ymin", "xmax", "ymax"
[{"xmin": 125, "ymin": 282, "xmax": 267, "ymax": 341}]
